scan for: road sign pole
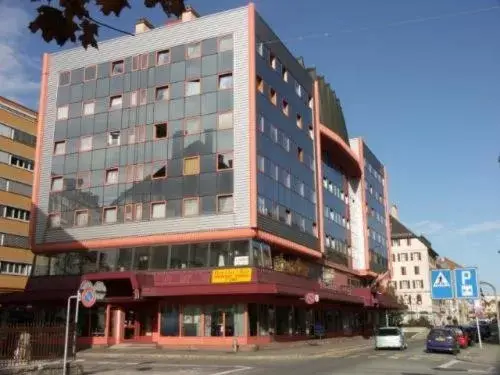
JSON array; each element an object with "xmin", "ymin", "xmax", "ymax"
[
  {"xmin": 475, "ymin": 316, "xmax": 483, "ymax": 349},
  {"xmin": 72, "ymin": 291, "xmax": 81, "ymax": 359},
  {"xmin": 62, "ymin": 294, "xmax": 78, "ymax": 375}
]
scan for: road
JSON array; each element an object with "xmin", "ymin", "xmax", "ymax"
[{"xmin": 78, "ymin": 341, "xmax": 499, "ymax": 375}]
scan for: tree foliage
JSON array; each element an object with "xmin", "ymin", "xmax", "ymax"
[{"xmin": 28, "ymin": 0, "xmax": 186, "ymax": 49}]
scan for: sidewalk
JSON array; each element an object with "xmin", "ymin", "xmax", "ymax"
[{"xmin": 77, "ymin": 333, "xmax": 424, "ymax": 361}]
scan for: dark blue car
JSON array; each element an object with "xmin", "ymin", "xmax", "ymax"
[{"xmin": 426, "ymin": 328, "xmax": 460, "ymax": 354}]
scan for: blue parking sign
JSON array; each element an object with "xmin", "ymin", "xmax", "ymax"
[
  {"xmin": 431, "ymin": 269, "xmax": 454, "ymax": 300},
  {"xmin": 455, "ymin": 268, "xmax": 479, "ymax": 299}
]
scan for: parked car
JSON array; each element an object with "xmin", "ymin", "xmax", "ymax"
[
  {"xmin": 374, "ymin": 327, "xmax": 407, "ymax": 350},
  {"xmin": 445, "ymin": 326, "xmax": 469, "ymax": 348},
  {"xmin": 460, "ymin": 326, "xmax": 477, "ymax": 346},
  {"xmin": 426, "ymin": 328, "xmax": 460, "ymax": 354}
]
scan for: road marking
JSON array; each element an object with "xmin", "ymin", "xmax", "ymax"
[
  {"xmin": 210, "ymin": 367, "xmax": 253, "ymax": 375},
  {"xmin": 408, "ymin": 356, "xmax": 420, "ymax": 360},
  {"xmin": 388, "ymin": 355, "xmax": 400, "ymax": 359},
  {"xmin": 347, "ymin": 354, "xmax": 360, "ymax": 358},
  {"xmin": 438, "ymin": 359, "xmax": 459, "ymax": 369}
]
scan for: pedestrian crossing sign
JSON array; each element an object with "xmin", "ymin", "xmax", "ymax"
[
  {"xmin": 431, "ymin": 269, "xmax": 454, "ymax": 300},
  {"xmin": 433, "ymin": 272, "xmax": 450, "ymax": 288}
]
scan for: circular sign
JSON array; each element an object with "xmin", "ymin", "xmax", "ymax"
[
  {"xmin": 305, "ymin": 292, "xmax": 316, "ymax": 305},
  {"xmin": 79, "ymin": 280, "xmax": 93, "ymax": 292},
  {"xmin": 93, "ymin": 281, "xmax": 107, "ymax": 301},
  {"xmin": 81, "ymin": 287, "xmax": 97, "ymax": 308}
]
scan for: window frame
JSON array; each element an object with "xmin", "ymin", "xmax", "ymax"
[
  {"xmin": 184, "ymin": 117, "xmax": 201, "ymax": 135},
  {"xmin": 186, "ymin": 42, "xmax": 202, "ymax": 59},
  {"xmin": 50, "ymin": 176, "xmax": 64, "ymax": 192},
  {"xmin": 218, "ymin": 35, "xmax": 233, "ymax": 52},
  {"xmin": 76, "ymin": 171, "xmax": 90, "ymax": 189},
  {"xmin": 156, "ymin": 85, "xmax": 170, "ymax": 101},
  {"xmin": 183, "ymin": 156, "xmax": 200, "ymax": 176},
  {"xmin": 154, "ymin": 123, "xmax": 168, "ymax": 139},
  {"xmin": 150, "ymin": 201, "xmax": 167, "ymax": 220},
  {"xmin": 82, "ymin": 100, "xmax": 95, "ymax": 116},
  {"xmin": 102, "ymin": 206, "xmax": 118, "ymax": 225},
  {"xmin": 107, "ymin": 131, "xmax": 121, "ymax": 146},
  {"xmin": 83, "ymin": 65, "xmax": 97, "ymax": 81},
  {"xmin": 217, "ymin": 194, "xmax": 233, "ymax": 214},
  {"xmin": 156, "ymin": 49, "xmax": 171, "ymax": 66},
  {"xmin": 218, "ymin": 73, "xmax": 233, "ymax": 90},
  {"xmin": 79, "ymin": 135, "xmax": 93, "ymax": 152},
  {"xmin": 59, "ymin": 71, "xmax": 71, "ymax": 86},
  {"xmin": 74, "ymin": 209, "xmax": 89, "ymax": 227},
  {"xmin": 185, "ymin": 79, "xmax": 201, "ymax": 97},
  {"xmin": 217, "ymin": 111, "xmax": 233, "ymax": 130},
  {"xmin": 53, "ymin": 141, "xmax": 66, "ymax": 156},
  {"xmin": 151, "ymin": 162, "xmax": 167, "ymax": 180},
  {"xmin": 109, "ymin": 95, "xmax": 123, "ymax": 110},
  {"xmin": 182, "ymin": 197, "xmax": 200, "ymax": 217},
  {"xmin": 57, "ymin": 105, "xmax": 69, "ymax": 120},
  {"xmin": 105, "ymin": 167, "xmax": 119, "ymax": 185},
  {"xmin": 111, "ymin": 60, "xmax": 125, "ymax": 76},
  {"xmin": 48, "ymin": 212, "xmax": 62, "ymax": 229},
  {"xmin": 216, "ymin": 152, "xmax": 234, "ymax": 171}
]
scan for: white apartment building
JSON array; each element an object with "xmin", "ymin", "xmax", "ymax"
[{"xmin": 389, "ymin": 206, "xmax": 442, "ymax": 325}]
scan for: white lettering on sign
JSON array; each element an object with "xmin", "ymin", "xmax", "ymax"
[{"xmin": 461, "ymin": 271, "xmax": 471, "ymax": 285}]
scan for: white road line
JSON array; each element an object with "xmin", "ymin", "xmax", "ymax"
[
  {"xmin": 438, "ymin": 359, "xmax": 459, "ymax": 369},
  {"xmin": 388, "ymin": 355, "xmax": 400, "ymax": 359},
  {"xmin": 210, "ymin": 367, "xmax": 253, "ymax": 375}
]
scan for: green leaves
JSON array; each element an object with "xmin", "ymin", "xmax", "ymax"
[{"xmin": 28, "ymin": 0, "xmax": 185, "ymax": 49}]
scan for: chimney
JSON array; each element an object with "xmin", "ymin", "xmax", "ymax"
[
  {"xmin": 390, "ymin": 204, "xmax": 399, "ymax": 219},
  {"xmin": 181, "ymin": 5, "xmax": 200, "ymax": 22},
  {"xmin": 135, "ymin": 18, "xmax": 154, "ymax": 34}
]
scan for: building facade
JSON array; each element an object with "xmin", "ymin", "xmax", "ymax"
[
  {"xmin": 0, "ymin": 97, "xmax": 36, "ymax": 293},
  {"xmin": 2, "ymin": 5, "xmax": 400, "ymax": 346},
  {"xmin": 389, "ymin": 208, "xmax": 441, "ymax": 324}
]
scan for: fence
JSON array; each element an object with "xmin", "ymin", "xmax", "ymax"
[{"xmin": 0, "ymin": 322, "xmax": 74, "ymax": 368}]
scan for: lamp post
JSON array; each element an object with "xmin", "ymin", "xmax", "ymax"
[{"xmin": 479, "ymin": 281, "xmax": 500, "ymax": 344}]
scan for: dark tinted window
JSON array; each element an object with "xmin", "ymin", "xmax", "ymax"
[{"xmin": 377, "ymin": 328, "xmax": 399, "ymax": 336}]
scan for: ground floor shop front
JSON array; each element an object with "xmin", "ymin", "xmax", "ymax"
[{"xmin": 76, "ymin": 297, "xmax": 385, "ymax": 348}]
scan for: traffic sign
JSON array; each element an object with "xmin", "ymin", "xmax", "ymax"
[
  {"xmin": 431, "ymin": 269, "xmax": 454, "ymax": 300},
  {"xmin": 455, "ymin": 267, "xmax": 479, "ymax": 299},
  {"xmin": 81, "ymin": 287, "xmax": 97, "ymax": 308},
  {"xmin": 304, "ymin": 293, "xmax": 318, "ymax": 304},
  {"xmin": 93, "ymin": 281, "xmax": 107, "ymax": 300}
]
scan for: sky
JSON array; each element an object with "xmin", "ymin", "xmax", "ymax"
[{"xmin": 1, "ymin": 0, "xmax": 499, "ymax": 291}]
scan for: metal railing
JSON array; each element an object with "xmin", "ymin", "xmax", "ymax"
[{"xmin": 0, "ymin": 322, "xmax": 73, "ymax": 368}]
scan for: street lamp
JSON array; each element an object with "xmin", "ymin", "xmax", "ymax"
[{"xmin": 479, "ymin": 281, "xmax": 500, "ymax": 345}]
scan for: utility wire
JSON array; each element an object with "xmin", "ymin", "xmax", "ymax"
[{"xmin": 262, "ymin": 5, "xmax": 500, "ymax": 46}]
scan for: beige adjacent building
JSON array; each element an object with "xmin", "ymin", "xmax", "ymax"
[{"xmin": 0, "ymin": 97, "xmax": 37, "ymax": 292}]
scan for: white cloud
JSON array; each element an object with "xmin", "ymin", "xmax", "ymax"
[
  {"xmin": 457, "ymin": 220, "xmax": 500, "ymax": 235},
  {"xmin": 0, "ymin": 4, "xmax": 40, "ymax": 98},
  {"xmin": 412, "ymin": 220, "xmax": 445, "ymax": 235}
]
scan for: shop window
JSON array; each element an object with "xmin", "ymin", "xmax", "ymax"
[
  {"xmin": 204, "ymin": 305, "xmax": 244, "ymax": 337},
  {"xmin": 182, "ymin": 305, "xmax": 202, "ymax": 336},
  {"xmin": 160, "ymin": 304, "xmax": 179, "ymax": 336},
  {"xmin": 170, "ymin": 244, "xmax": 189, "ymax": 269},
  {"xmin": 78, "ymin": 306, "xmax": 106, "ymax": 337}
]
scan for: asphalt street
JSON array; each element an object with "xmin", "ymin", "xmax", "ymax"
[{"xmin": 78, "ymin": 341, "xmax": 499, "ymax": 375}]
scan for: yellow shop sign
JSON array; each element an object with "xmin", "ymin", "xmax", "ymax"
[{"xmin": 211, "ymin": 268, "xmax": 253, "ymax": 284}]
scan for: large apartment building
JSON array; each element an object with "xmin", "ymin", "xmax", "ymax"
[
  {"xmin": 0, "ymin": 5, "xmax": 399, "ymax": 347},
  {"xmin": 0, "ymin": 97, "xmax": 37, "ymax": 292}
]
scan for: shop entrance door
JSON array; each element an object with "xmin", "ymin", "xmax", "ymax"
[{"xmin": 123, "ymin": 303, "xmax": 156, "ymax": 342}]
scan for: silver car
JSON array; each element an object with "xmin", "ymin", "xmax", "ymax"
[{"xmin": 374, "ymin": 327, "xmax": 407, "ymax": 350}]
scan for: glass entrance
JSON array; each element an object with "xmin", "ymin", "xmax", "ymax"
[{"xmin": 123, "ymin": 304, "xmax": 155, "ymax": 341}]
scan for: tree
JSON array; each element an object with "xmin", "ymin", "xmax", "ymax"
[{"xmin": 28, "ymin": 0, "xmax": 186, "ymax": 49}]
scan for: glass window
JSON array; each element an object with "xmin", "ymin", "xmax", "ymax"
[
  {"xmin": 186, "ymin": 80, "xmax": 201, "ymax": 96},
  {"xmin": 59, "ymin": 71, "xmax": 70, "ymax": 86},
  {"xmin": 282, "ymin": 99, "xmax": 289, "ymax": 116},
  {"xmin": 183, "ymin": 156, "xmax": 200, "ymax": 175},
  {"xmin": 219, "ymin": 35, "xmax": 233, "ymax": 52},
  {"xmin": 98, "ymin": 250, "xmax": 117, "ymax": 272},
  {"xmin": 51, "ymin": 177, "xmax": 63, "ymax": 191},
  {"xmin": 185, "ymin": 117, "xmax": 200, "ymax": 135},
  {"xmin": 108, "ymin": 131, "xmax": 120, "ymax": 146},
  {"xmin": 217, "ymin": 153, "xmax": 233, "ymax": 170},
  {"xmin": 157, "ymin": 50, "xmax": 170, "ymax": 65},
  {"xmin": 139, "ymin": 88, "xmax": 147, "ymax": 105},
  {"xmin": 116, "ymin": 248, "xmax": 132, "ymax": 271},
  {"xmin": 170, "ymin": 244, "xmax": 188, "ymax": 269},
  {"xmin": 80, "ymin": 136, "xmax": 92, "ymax": 152},
  {"xmin": 187, "ymin": 43, "xmax": 201, "ymax": 59},
  {"xmin": 151, "ymin": 202, "xmax": 166, "ymax": 219},
  {"xmin": 152, "ymin": 163, "xmax": 166, "ymax": 179},
  {"xmin": 160, "ymin": 304, "xmax": 179, "ymax": 336},
  {"xmin": 151, "ymin": 245, "xmax": 169, "ymax": 270},
  {"xmin": 217, "ymin": 195, "xmax": 233, "ymax": 213},
  {"xmin": 154, "ymin": 123, "xmax": 167, "ymax": 139},
  {"xmin": 183, "ymin": 305, "xmax": 202, "ymax": 336},
  {"xmin": 183, "ymin": 198, "xmax": 199, "ymax": 217},
  {"xmin": 57, "ymin": 106, "xmax": 69, "ymax": 120},
  {"xmin": 110, "ymin": 96, "xmax": 123, "ymax": 109},
  {"xmin": 209, "ymin": 241, "xmax": 231, "ymax": 267},
  {"xmin": 84, "ymin": 66, "xmax": 96, "ymax": 81},
  {"xmin": 130, "ymin": 91, "xmax": 138, "ymax": 107},
  {"xmin": 103, "ymin": 207, "xmax": 117, "ymax": 224},
  {"xmin": 134, "ymin": 247, "xmax": 150, "ymax": 270},
  {"xmin": 54, "ymin": 141, "xmax": 66, "ymax": 155},
  {"xmin": 269, "ymin": 87, "xmax": 277, "ymax": 105},
  {"xmin": 83, "ymin": 101, "xmax": 95, "ymax": 115},
  {"xmin": 140, "ymin": 53, "xmax": 148, "ymax": 69},
  {"xmin": 105, "ymin": 168, "xmax": 119, "ymax": 184},
  {"xmin": 218, "ymin": 74, "xmax": 233, "ymax": 90},
  {"xmin": 218, "ymin": 112, "xmax": 232, "ymax": 129},
  {"xmin": 75, "ymin": 210, "xmax": 88, "ymax": 227},
  {"xmin": 111, "ymin": 60, "xmax": 124, "ymax": 75},
  {"xmin": 49, "ymin": 213, "xmax": 61, "ymax": 228},
  {"xmin": 77, "ymin": 172, "xmax": 90, "ymax": 189},
  {"xmin": 156, "ymin": 86, "xmax": 169, "ymax": 101},
  {"xmin": 189, "ymin": 243, "xmax": 208, "ymax": 268}
]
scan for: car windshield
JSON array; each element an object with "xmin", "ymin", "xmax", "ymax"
[
  {"xmin": 429, "ymin": 329, "xmax": 450, "ymax": 337},
  {"xmin": 377, "ymin": 328, "xmax": 399, "ymax": 336}
]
